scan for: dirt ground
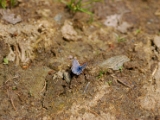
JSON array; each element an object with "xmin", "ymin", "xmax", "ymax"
[{"xmin": 1, "ymin": 0, "xmax": 160, "ymax": 119}]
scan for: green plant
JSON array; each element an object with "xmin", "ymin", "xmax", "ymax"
[
  {"xmin": 10, "ymin": 0, "xmax": 17, "ymax": 7},
  {"xmin": 60, "ymin": 0, "xmax": 103, "ymax": 15},
  {"xmin": 118, "ymin": 66, "xmax": 123, "ymax": 72},
  {"xmin": 28, "ymin": 91, "xmax": 33, "ymax": 97},
  {"xmin": 3, "ymin": 57, "xmax": 8, "ymax": 64},
  {"xmin": 135, "ymin": 28, "xmax": 141, "ymax": 35},
  {"xmin": 106, "ymin": 80, "xmax": 112, "ymax": 86},
  {"xmin": 0, "ymin": 0, "xmax": 17, "ymax": 8},
  {"xmin": 12, "ymin": 86, "xmax": 17, "ymax": 90},
  {"xmin": 97, "ymin": 70, "xmax": 105, "ymax": 79},
  {"xmin": 116, "ymin": 35, "xmax": 126, "ymax": 42},
  {"xmin": 114, "ymin": 33, "xmax": 126, "ymax": 42}
]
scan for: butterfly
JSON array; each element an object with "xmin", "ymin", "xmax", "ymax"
[{"xmin": 71, "ymin": 59, "xmax": 87, "ymax": 75}]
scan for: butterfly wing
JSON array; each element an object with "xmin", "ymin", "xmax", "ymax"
[
  {"xmin": 81, "ymin": 63, "xmax": 87, "ymax": 70},
  {"xmin": 71, "ymin": 59, "xmax": 81, "ymax": 75},
  {"xmin": 71, "ymin": 59, "xmax": 87, "ymax": 75}
]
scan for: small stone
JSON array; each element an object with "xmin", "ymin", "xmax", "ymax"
[
  {"xmin": 52, "ymin": 75, "xmax": 57, "ymax": 80},
  {"xmin": 154, "ymin": 36, "xmax": 160, "ymax": 49},
  {"xmin": 0, "ymin": 10, "xmax": 22, "ymax": 24},
  {"xmin": 104, "ymin": 14, "xmax": 121, "ymax": 28},
  {"xmin": 116, "ymin": 22, "xmax": 132, "ymax": 33},
  {"xmin": 61, "ymin": 20, "xmax": 81, "ymax": 41},
  {"xmin": 54, "ymin": 13, "xmax": 63, "ymax": 24},
  {"xmin": 98, "ymin": 55, "xmax": 130, "ymax": 70},
  {"xmin": 63, "ymin": 71, "xmax": 71, "ymax": 83},
  {"xmin": 57, "ymin": 71, "xmax": 64, "ymax": 79}
]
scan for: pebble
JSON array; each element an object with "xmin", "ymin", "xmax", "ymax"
[
  {"xmin": 154, "ymin": 36, "xmax": 160, "ymax": 49},
  {"xmin": 61, "ymin": 20, "xmax": 81, "ymax": 41},
  {"xmin": 63, "ymin": 71, "xmax": 71, "ymax": 83},
  {"xmin": 54, "ymin": 13, "xmax": 63, "ymax": 24},
  {"xmin": 1, "ymin": 10, "xmax": 22, "ymax": 24},
  {"xmin": 98, "ymin": 55, "xmax": 130, "ymax": 70},
  {"xmin": 57, "ymin": 71, "xmax": 64, "ymax": 79}
]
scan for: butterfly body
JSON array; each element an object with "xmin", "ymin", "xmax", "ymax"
[{"xmin": 71, "ymin": 59, "xmax": 86, "ymax": 75}]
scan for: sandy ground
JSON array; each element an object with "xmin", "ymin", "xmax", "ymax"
[{"xmin": 0, "ymin": 0, "xmax": 160, "ymax": 119}]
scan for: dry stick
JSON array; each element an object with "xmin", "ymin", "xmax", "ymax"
[
  {"xmin": 16, "ymin": 93, "xmax": 23, "ymax": 102},
  {"xmin": 10, "ymin": 97, "xmax": 17, "ymax": 111},
  {"xmin": 147, "ymin": 65, "xmax": 158, "ymax": 82},
  {"xmin": 88, "ymin": 109, "xmax": 100, "ymax": 117},
  {"xmin": 152, "ymin": 65, "xmax": 158, "ymax": 77},
  {"xmin": 40, "ymin": 80, "xmax": 47, "ymax": 93},
  {"xmin": 84, "ymin": 82, "xmax": 90, "ymax": 93},
  {"xmin": 5, "ymin": 79, "xmax": 11, "ymax": 84},
  {"xmin": 110, "ymin": 74, "xmax": 118, "ymax": 83},
  {"xmin": 88, "ymin": 109, "xmax": 106, "ymax": 119},
  {"xmin": 7, "ymin": 89, "xmax": 17, "ymax": 111}
]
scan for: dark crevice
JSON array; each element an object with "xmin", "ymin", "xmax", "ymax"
[{"xmin": 10, "ymin": 45, "xmax": 15, "ymax": 51}]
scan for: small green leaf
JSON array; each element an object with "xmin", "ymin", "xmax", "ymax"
[
  {"xmin": 78, "ymin": 8, "xmax": 93, "ymax": 15},
  {"xmin": 106, "ymin": 80, "xmax": 112, "ymax": 86},
  {"xmin": 10, "ymin": 0, "xmax": 17, "ymax": 7},
  {"xmin": 12, "ymin": 86, "xmax": 17, "ymax": 90},
  {"xmin": 62, "ymin": 0, "xmax": 102, "ymax": 15},
  {"xmin": 135, "ymin": 29, "xmax": 141, "ymax": 35},
  {"xmin": 119, "ymin": 66, "xmax": 123, "ymax": 72},
  {"xmin": 0, "ymin": 0, "xmax": 7, "ymax": 8},
  {"xmin": 97, "ymin": 70, "xmax": 105, "ymax": 79},
  {"xmin": 3, "ymin": 58, "xmax": 9, "ymax": 64},
  {"xmin": 28, "ymin": 91, "xmax": 33, "ymax": 97}
]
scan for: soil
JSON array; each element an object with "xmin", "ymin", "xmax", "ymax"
[{"xmin": 0, "ymin": 0, "xmax": 160, "ymax": 120}]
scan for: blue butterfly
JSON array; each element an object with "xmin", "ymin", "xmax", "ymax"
[{"xmin": 71, "ymin": 59, "xmax": 87, "ymax": 75}]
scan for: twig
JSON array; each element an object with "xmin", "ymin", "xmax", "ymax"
[
  {"xmin": 84, "ymin": 82, "xmax": 90, "ymax": 93},
  {"xmin": 40, "ymin": 80, "xmax": 47, "ymax": 93},
  {"xmin": 7, "ymin": 89, "xmax": 17, "ymax": 111},
  {"xmin": 10, "ymin": 97, "xmax": 17, "ymax": 111},
  {"xmin": 148, "ymin": 65, "xmax": 158, "ymax": 82},
  {"xmin": 5, "ymin": 79, "xmax": 10, "ymax": 84},
  {"xmin": 152, "ymin": 65, "xmax": 158, "ymax": 77},
  {"xmin": 88, "ymin": 109, "xmax": 105, "ymax": 119},
  {"xmin": 111, "ymin": 74, "xmax": 118, "ymax": 83},
  {"xmin": 88, "ymin": 109, "xmax": 100, "ymax": 117}
]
